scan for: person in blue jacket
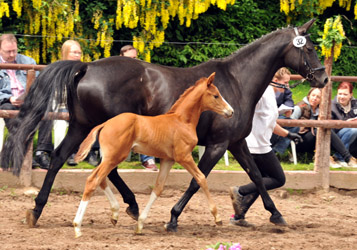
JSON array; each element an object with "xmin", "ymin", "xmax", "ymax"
[{"xmin": 0, "ymin": 33, "xmax": 52, "ymax": 169}]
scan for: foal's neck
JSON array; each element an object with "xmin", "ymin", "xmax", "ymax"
[{"xmin": 171, "ymin": 87, "xmax": 204, "ymax": 126}]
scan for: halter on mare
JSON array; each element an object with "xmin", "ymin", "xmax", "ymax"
[{"xmin": 271, "ymin": 27, "xmax": 326, "ymax": 90}]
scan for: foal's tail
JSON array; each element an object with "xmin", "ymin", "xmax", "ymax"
[
  {"xmin": 75, "ymin": 124, "xmax": 105, "ymax": 163},
  {"xmin": 1, "ymin": 60, "xmax": 88, "ymax": 176}
]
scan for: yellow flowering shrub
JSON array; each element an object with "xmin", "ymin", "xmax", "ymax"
[
  {"xmin": 1, "ymin": 0, "xmax": 235, "ymax": 63},
  {"xmin": 317, "ymin": 15, "xmax": 346, "ymax": 61},
  {"xmin": 0, "ymin": 0, "xmax": 10, "ymax": 18},
  {"xmin": 280, "ymin": 0, "xmax": 355, "ymax": 17}
]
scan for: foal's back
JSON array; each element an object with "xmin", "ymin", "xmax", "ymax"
[{"xmin": 99, "ymin": 112, "xmax": 197, "ymax": 161}]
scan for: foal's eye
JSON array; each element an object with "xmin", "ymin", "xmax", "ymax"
[{"xmin": 214, "ymin": 95, "xmax": 219, "ymax": 99}]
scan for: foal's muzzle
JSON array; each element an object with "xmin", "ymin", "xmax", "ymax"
[{"xmin": 224, "ymin": 107, "xmax": 234, "ymax": 118}]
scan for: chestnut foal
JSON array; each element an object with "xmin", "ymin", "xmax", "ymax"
[{"xmin": 73, "ymin": 72, "xmax": 233, "ymax": 237}]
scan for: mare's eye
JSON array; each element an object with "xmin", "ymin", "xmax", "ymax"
[{"xmin": 214, "ymin": 95, "xmax": 219, "ymax": 99}]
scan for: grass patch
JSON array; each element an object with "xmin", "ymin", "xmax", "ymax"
[{"xmin": 63, "ymin": 150, "xmax": 316, "ymax": 171}]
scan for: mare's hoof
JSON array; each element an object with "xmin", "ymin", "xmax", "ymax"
[
  {"xmin": 164, "ymin": 222, "xmax": 178, "ymax": 232},
  {"xmin": 26, "ymin": 209, "xmax": 38, "ymax": 228},
  {"xmin": 126, "ymin": 206, "xmax": 139, "ymax": 221},
  {"xmin": 216, "ymin": 220, "xmax": 223, "ymax": 226},
  {"xmin": 270, "ymin": 214, "xmax": 288, "ymax": 226},
  {"xmin": 110, "ymin": 218, "xmax": 117, "ymax": 226}
]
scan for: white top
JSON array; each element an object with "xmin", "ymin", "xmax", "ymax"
[{"xmin": 246, "ymin": 86, "xmax": 278, "ymax": 154}]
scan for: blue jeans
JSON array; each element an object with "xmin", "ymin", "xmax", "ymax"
[
  {"xmin": 271, "ymin": 116, "xmax": 300, "ymax": 155},
  {"xmin": 272, "ymin": 126, "xmax": 299, "ymax": 154},
  {"xmin": 140, "ymin": 154, "xmax": 154, "ymax": 163},
  {"xmin": 334, "ymin": 128, "xmax": 357, "ymax": 161}
]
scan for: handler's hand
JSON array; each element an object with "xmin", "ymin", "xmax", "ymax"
[{"xmin": 287, "ymin": 132, "xmax": 303, "ymax": 144}]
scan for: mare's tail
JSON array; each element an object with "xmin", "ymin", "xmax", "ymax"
[
  {"xmin": 74, "ymin": 124, "xmax": 105, "ymax": 163},
  {"xmin": 1, "ymin": 60, "xmax": 88, "ymax": 176}
]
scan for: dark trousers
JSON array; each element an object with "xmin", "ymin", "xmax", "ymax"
[
  {"xmin": 296, "ymin": 128, "xmax": 351, "ymax": 162},
  {"xmin": 0, "ymin": 102, "xmax": 53, "ymax": 153},
  {"xmin": 239, "ymin": 150, "xmax": 286, "ymax": 195}
]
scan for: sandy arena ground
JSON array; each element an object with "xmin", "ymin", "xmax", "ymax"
[{"xmin": 1, "ymin": 186, "xmax": 357, "ymax": 250}]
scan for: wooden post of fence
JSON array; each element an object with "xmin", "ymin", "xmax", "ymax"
[
  {"xmin": 19, "ymin": 69, "xmax": 36, "ymax": 187},
  {"xmin": 314, "ymin": 52, "xmax": 333, "ymax": 191}
]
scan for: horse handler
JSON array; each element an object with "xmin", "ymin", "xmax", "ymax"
[{"xmin": 229, "ymin": 84, "xmax": 302, "ymax": 227}]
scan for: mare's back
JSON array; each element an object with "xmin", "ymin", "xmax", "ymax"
[{"xmin": 76, "ymin": 57, "xmax": 219, "ymax": 124}]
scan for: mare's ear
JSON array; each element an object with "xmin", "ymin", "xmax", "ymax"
[
  {"xmin": 298, "ymin": 19, "xmax": 315, "ymax": 34},
  {"xmin": 207, "ymin": 72, "xmax": 216, "ymax": 86}
]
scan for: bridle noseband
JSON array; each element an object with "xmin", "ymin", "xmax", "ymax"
[
  {"xmin": 270, "ymin": 81, "xmax": 289, "ymax": 89},
  {"xmin": 293, "ymin": 27, "xmax": 325, "ymax": 82}
]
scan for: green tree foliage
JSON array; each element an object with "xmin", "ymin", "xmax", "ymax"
[{"xmin": 151, "ymin": 0, "xmax": 285, "ymax": 67}]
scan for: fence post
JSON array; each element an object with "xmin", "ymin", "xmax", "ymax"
[
  {"xmin": 19, "ymin": 69, "xmax": 36, "ymax": 187},
  {"xmin": 314, "ymin": 53, "xmax": 333, "ymax": 191}
]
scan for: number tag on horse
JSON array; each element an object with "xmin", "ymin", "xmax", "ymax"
[{"xmin": 293, "ymin": 36, "xmax": 306, "ymax": 48}]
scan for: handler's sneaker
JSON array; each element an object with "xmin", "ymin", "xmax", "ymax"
[
  {"xmin": 347, "ymin": 157, "xmax": 357, "ymax": 168},
  {"xmin": 142, "ymin": 159, "xmax": 158, "ymax": 171},
  {"xmin": 336, "ymin": 160, "xmax": 348, "ymax": 167},
  {"xmin": 330, "ymin": 156, "xmax": 342, "ymax": 169},
  {"xmin": 229, "ymin": 215, "xmax": 255, "ymax": 228}
]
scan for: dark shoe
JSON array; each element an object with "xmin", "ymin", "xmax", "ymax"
[
  {"xmin": 87, "ymin": 151, "xmax": 99, "ymax": 166},
  {"xmin": 35, "ymin": 152, "xmax": 50, "ymax": 170},
  {"xmin": 67, "ymin": 154, "xmax": 77, "ymax": 166},
  {"xmin": 142, "ymin": 159, "xmax": 158, "ymax": 171},
  {"xmin": 32, "ymin": 159, "xmax": 40, "ymax": 169},
  {"xmin": 229, "ymin": 217, "xmax": 255, "ymax": 228}
]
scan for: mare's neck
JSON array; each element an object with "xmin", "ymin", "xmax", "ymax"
[{"xmin": 225, "ymin": 32, "xmax": 290, "ymax": 108}]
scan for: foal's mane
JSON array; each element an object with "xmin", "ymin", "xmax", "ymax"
[{"xmin": 167, "ymin": 77, "xmax": 206, "ymax": 114}]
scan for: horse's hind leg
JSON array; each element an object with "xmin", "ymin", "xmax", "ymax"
[
  {"xmin": 99, "ymin": 180, "xmax": 120, "ymax": 226},
  {"xmin": 108, "ymin": 168, "xmax": 139, "ymax": 220},
  {"xmin": 26, "ymin": 124, "xmax": 90, "ymax": 228},
  {"xmin": 73, "ymin": 161, "xmax": 116, "ymax": 238},
  {"xmin": 135, "ymin": 159, "xmax": 174, "ymax": 234}
]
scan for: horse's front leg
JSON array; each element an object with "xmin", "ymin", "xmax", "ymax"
[
  {"xmin": 135, "ymin": 159, "xmax": 174, "ymax": 234},
  {"xmin": 177, "ymin": 155, "xmax": 221, "ymax": 226},
  {"xmin": 165, "ymin": 144, "xmax": 227, "ymax": 232},
  {"xmin": 229, "ymin": 140, "xmax": 286, "ymax": 225},
  {"xmin": 26, "ymin": 125, "xmax": 89, "ymax": 227}
]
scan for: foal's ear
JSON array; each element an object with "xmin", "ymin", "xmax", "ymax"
[
  {"xmin": 207, "ymin": 72, "xmax": 216, "ymax": 86},
  {"xmin": 298, "ymin": 18, "xmax": 315, "ymax": 34}
]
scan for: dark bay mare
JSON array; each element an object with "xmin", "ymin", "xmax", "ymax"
[{"xmin": 1, "ymin": 19, "xmax": 328, "ymax": 231}]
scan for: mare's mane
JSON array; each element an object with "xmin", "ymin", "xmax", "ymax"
[
  {"xmin": 218, "ymin": 27, "xmax": 290, "ymax": 62},
  {"xmin": 166, "ymin": 77, "xmax": 207, "ymax": 114}
]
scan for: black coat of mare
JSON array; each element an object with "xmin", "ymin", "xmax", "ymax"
[{"xmin": 1, "ymin": 19, "xmax": 328, "ymax": 231}]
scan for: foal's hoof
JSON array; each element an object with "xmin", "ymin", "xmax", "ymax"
[
  {"xmin": 126, "ymin": 206, "xmax": 139, "ymax": 221},
  {"xmin": 26, "ymin": 209, "xmax": 38, "ymax": 228},
  {"xmin": 270, "ymin": 214, "xmax": 288, "ymax": 226},
  {"xmin": 215, "ymin": 220, "xmax": 223, "ymax": 226},
  {"xmin": 164, "ymin": 222, "xmax": 178, "ymax": 232},
  {"xmin": 110, "ymin": 218, "xmax": 117, "ymax": 226}
]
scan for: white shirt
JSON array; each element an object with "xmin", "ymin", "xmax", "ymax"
[{"xmin": 246, "ymin": 86, "xmax": 278, "ymax": 154}]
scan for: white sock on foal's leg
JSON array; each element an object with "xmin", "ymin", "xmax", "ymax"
[
  {"xmin": 73, "ymin": 200, "xmax": 89, "ymax": 238},
  {"xmin": 103, "ymin": 186, "xmax": 120, "ymax": 225},
  {"xmin": 135, "ymin": 191, "xmax": 157, "ymax": 234}
]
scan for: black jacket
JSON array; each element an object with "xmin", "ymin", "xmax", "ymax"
[{"xmin": 331, "ymin": 97, "xmax": 357, "ymax": 121}]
